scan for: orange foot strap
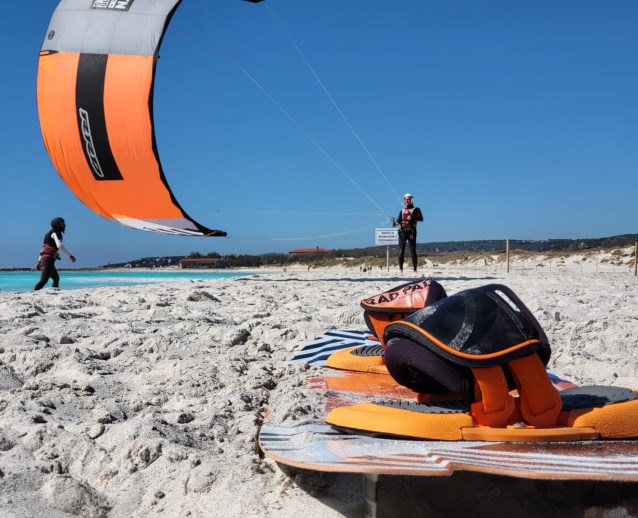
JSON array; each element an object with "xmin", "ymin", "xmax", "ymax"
[
  {"xmin": 470, "ymin": 355, "xmax": 562, "ymax": 428},
  {"xmin": 509, "ymin": 354, "xmax": 562, "ymax": 427},
  {"xmin": 470, "ymin": 366, "xmax": 516, "ymax": 427},
  {"xmin": 366, "ymin": 313, "xmax": 408, "ymax": 348}
]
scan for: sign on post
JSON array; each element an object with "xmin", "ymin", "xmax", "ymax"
[
  {"xmin": 375, "ymin": 228, "xmax": 398, "ymax": 271},
  {"xmin": 375, "ymin": 228, "xmax": 399, "ymax": 245}
]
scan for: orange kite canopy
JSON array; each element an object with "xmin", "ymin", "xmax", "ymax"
[{"xmin": 37, "ymin": 0, "xmax": 262, "ymax": 237}]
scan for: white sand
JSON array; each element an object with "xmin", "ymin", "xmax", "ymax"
[{"xmin": 0, "ymin": 251, "xmax": 637, "ymax": 517}]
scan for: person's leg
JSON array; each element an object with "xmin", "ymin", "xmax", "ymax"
[
  {"xmin": 409, "ymin": 234, "xmax": 418, "ymax": 271},
  {"xmin": 398, "ymin": 232, "xmax": 406, "ymax": 271},
  {"xmin": 34, "ymin": 258, "xmax": 54, "ymax": 290},
  {"xmin": 50, "ymin": 266, "xmax": 60, "ymax": 288}
]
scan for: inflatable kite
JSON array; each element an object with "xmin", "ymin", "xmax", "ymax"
[{"xmin": 37, "ymin": 0, "xmax": 261, "ymax": 237}]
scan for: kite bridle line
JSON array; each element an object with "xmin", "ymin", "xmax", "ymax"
[
  {"xmin": 264, "ymin": 3, "xmax": 402, "ymax": 205},
  {"xmin": 176, "ymin": 1, "xmax": 403, "ymax": 239}
]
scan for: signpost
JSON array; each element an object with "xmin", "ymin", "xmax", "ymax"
[{"xmin": 375, "ymin": 228, "xmax": 399, "ymax": 271}]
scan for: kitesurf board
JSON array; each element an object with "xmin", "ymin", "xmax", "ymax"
[
  {"xmin": 260, "ymin": 330, "xmax": 638, "ymax": 480},
  {"xmin": 260, "ymin": 422, "xmax": 638, "ymax": 480},
  {"xmin": 291, "ymin": 329, "xmax": 379, "ymax": 367}
]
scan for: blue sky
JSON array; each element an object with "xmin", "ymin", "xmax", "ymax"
[{"xmin": 1, "ymin": 1, "xmax": 636, "ymax": 268}]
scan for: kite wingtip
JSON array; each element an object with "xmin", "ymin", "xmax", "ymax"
[{"xmin": 206, "ymin": 230, "xmax": 228, "ymax": 237}]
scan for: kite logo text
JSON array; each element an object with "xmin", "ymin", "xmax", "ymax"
[
  {"xmin": 78, "ymin": 108, "xmax": 105, "ymax": 179},
  {"xmin": 91, "ymin": 0, "xmax": 135, "ymax": 11}
]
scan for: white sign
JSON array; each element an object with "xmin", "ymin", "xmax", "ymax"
[{"xmin": 375, "ymin": 227, "xmax": 399, "ymax": 245}]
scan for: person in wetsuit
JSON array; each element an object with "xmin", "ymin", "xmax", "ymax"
[
  {"xmin": 34, "ymin": 217, "xmax": 77, "ymax": 290},
  {"xmin": 394, "ymin": 193, "xmax": 423, "ymax": 273}
]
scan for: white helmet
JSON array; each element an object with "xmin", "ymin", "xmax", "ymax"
[{"xmin": 404, "ymin": 193, "xmax": 413, "ymax": 199}]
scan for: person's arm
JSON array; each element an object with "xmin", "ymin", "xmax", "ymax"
[
  {"xmin": 52, "ymin": 233, "xmax": 77, "ymax": 262},
  {"xmin": 413, "ymin": 208, "xmax": 424, "ymax": 222}
]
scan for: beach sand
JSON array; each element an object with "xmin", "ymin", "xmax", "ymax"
[{"xmin": 0, "ymin": 252, "xmax": 637, "ymax": 517}]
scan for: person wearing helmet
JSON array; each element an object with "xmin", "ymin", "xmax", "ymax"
[
  {"xmin": 34, "ymin": 217, "xmax": 77, "ymax": 290},
  {"xmin": 393, "ymin": 193, "xmax": 423, "ymax": 273}
]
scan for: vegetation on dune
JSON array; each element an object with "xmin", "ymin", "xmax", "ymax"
[{"xmin": 99, "ymin": 233, "xmax": 638, "ymax": 270}]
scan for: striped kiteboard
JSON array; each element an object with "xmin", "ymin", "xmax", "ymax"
[
  {"xmin": 291, "ymin": 329, "xmax": 379, "ymax": 367},
  {"xmin": 259, "ymin": 330, "xmax": 638, "ymax": 479},
  {"xmin": 260, "ymin": 421, "xmax": 638, "ymax": 479}
]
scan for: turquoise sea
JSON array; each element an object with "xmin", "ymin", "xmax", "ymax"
[{"xmin": 0, "ymin": 270, "xmax": 255, "ymax": 292}]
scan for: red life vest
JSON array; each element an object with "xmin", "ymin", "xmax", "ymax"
[{"xmin": 400, "ymin": 207, "xmax": 417, "ymax": 229}]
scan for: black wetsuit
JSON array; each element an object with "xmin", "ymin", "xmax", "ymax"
[
  {"xmin": 34, "ymin": 229, "xmax": 62, "ymax": 290},
  {"xmin": 396, "ymin": 206, "xmax": 423, "ymax": 272}
]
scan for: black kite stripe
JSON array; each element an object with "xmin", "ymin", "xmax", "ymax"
[{"xmin": 76, "ymin": 53, "xmax": 122, "ymax": 181}]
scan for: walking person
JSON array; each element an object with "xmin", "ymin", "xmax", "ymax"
[
  {"xmin": 34, "ymin": 217, "xmax": 77, "ymax": 290},
  {"xmin": 394, "ymin": 193, "xmax": 423, "ymax": 273}
]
